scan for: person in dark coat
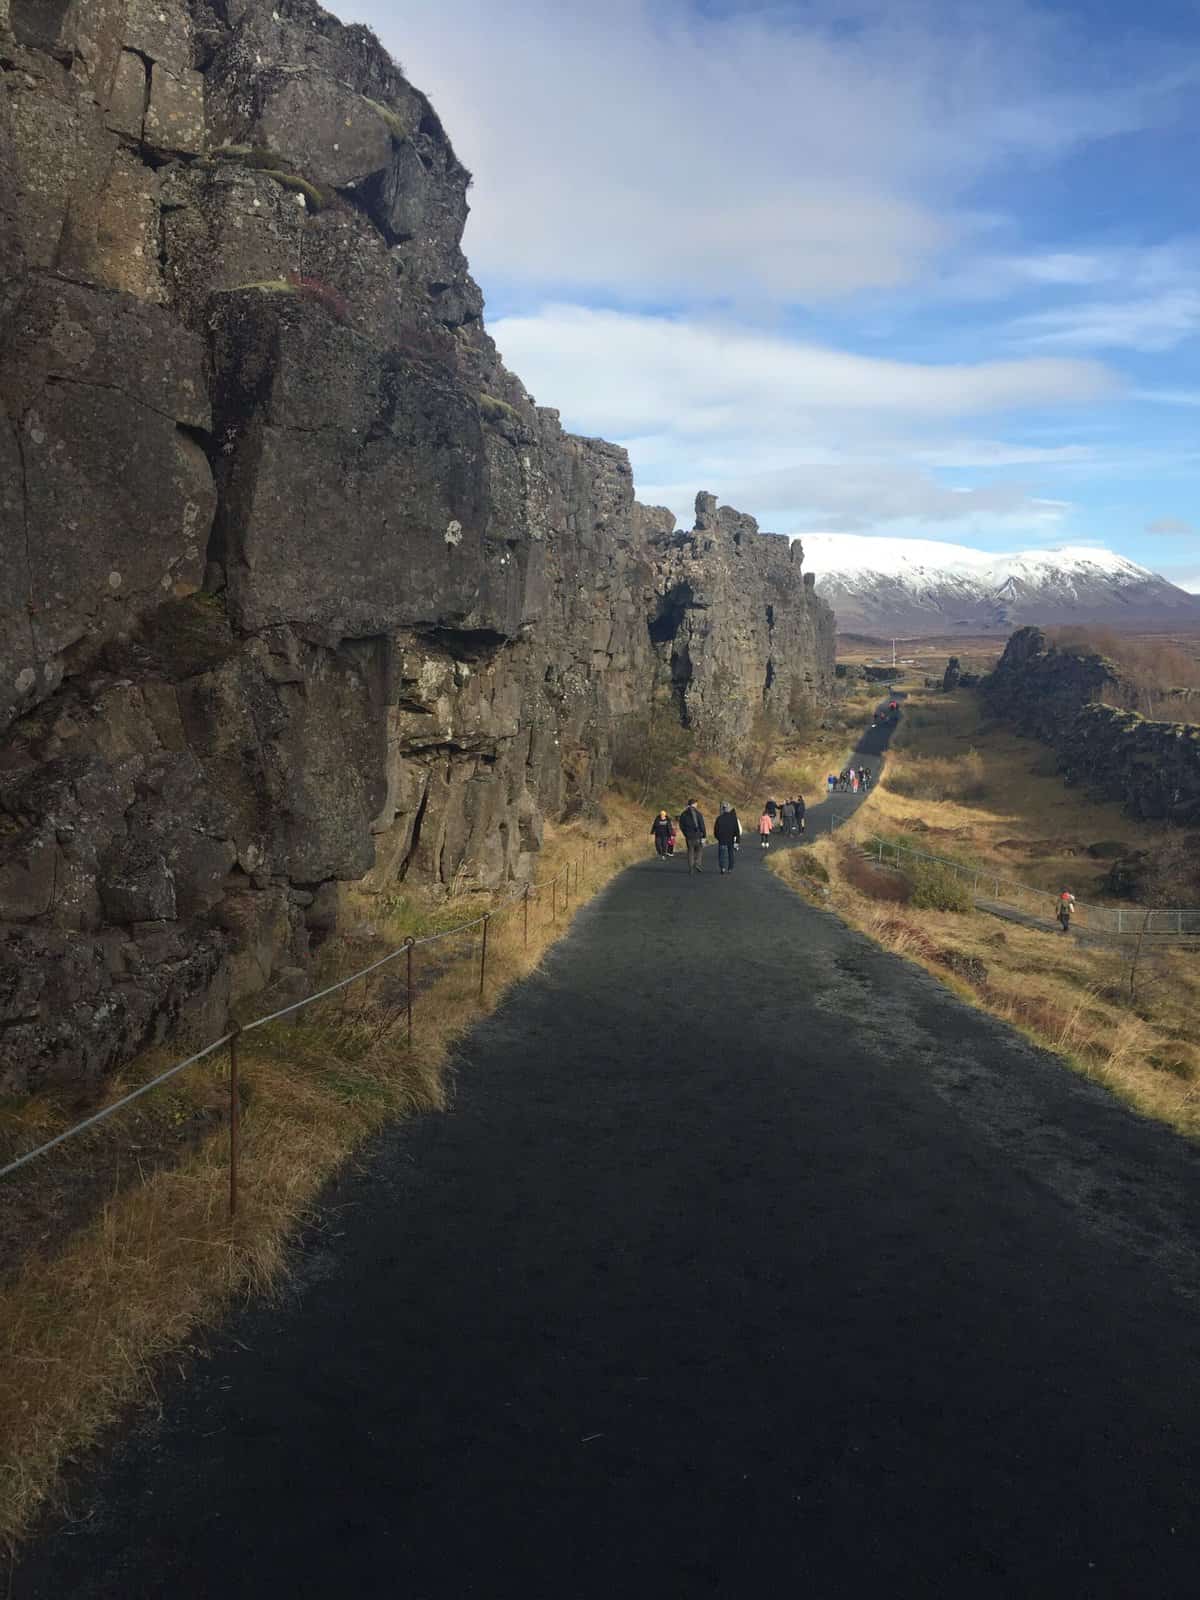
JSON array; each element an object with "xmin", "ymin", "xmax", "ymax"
[
  {"xmin": 678, "ymin": 800, "xmax": 707, "ymax": 873},
  {"xmin": 713, "ymin": 803, "xmax": 741, "ymax": 873},
  {"xmin": 650, "ymin": 810, "xmax": 674, "ymax": 859},
  {"xmin": 765, "ymin": 798, "xmax": 778, "ymax": 819},
  {"xmin": 793, "ymin": 794, "xmax": 806, "ymax": 832}
]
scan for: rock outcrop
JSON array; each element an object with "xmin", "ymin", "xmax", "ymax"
[
  {"xmin": 983, "ymin": 628, "xmax": 1200, "ymax": 825},
  {"xmin": 649, "ymin": 495, "xmax": 834, "ymax": 749},
  {"xmin": 0, "ymin": 0, "xmax": 834, "ymax": 1093}
]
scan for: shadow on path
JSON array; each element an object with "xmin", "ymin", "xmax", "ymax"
[{"xmin": 13, "ymin": 694, "xmax": 1200, "ymax": 1599}]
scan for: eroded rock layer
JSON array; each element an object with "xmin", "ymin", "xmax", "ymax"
[{"xmin": 0, "ymin": 0, "xmax": 833, "ymax": 1092}]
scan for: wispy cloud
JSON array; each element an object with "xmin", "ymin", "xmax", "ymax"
[
  {"xmin": 493, "ymin": 306, "xmax": 1110, "ymax": 530},
  {"xmin": 1010, "ymin": 291, "xmax": 1200, "ymax": 353},
  {"xmin": 1146, "ymin": 517, "xmax": 1197, "ymax": 536}
]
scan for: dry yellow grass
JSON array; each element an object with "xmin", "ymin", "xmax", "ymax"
[
  {"xmin": 772, "ymin": 692, "xmax": 1200, "ymax": 1139},
  {"xmin": 0, "ymin": 800, "xmax": 647, "ymax": 1553},
  {"xmin": 857, "ymin": 688, "xmax": 1162, "ymax": 895}
]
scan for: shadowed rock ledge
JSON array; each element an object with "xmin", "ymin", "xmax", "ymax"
[{"xmin": 0, "ymin": 0, "xmax": 834, "ymax": 1091}]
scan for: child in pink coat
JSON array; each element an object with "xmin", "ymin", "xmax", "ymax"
[{"xmin": 758, "ymin": 811, "xmax": 773, "ymax": 848}]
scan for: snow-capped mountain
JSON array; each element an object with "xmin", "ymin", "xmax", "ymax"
[{"xmin": 799, "ymin": 535, "xmax": 1200, "ymax": 637}]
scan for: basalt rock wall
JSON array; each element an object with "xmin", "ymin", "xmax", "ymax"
[
  {"xmin": 650, "ymin": 494, "xmax": 835, "ymax": 749},
  {"xmin": 982, "ymin": 627, "xmax": 1200, "ymax": 824},
  {"xmin": 0, "ymin": 0, "xmax": 833, "ymax": 1093}
]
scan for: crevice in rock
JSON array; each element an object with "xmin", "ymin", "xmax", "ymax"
[
  {"xmin": 415, "ymin": 625, "xmax": 509, "ymax": 663},
  {"xmin": 397, "ymin": 775, "xmax": 430, "ymax": 882},
  {"xmin": 648, "ymin": 582, "xmax": 694, "ymax": 645}
]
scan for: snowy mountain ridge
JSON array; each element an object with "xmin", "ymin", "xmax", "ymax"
[{"xmin": 797, "ymin": 535, "xmax": 1200, "ymax": 636}]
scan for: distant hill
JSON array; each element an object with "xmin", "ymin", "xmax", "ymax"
[{"xmin": 799, "ymin": 535, "xmax": 1200, "ymax": 638}]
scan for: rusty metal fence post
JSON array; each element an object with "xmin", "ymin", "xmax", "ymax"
[
  {"xmin": 404, "ymin": 935, "xmax": 415, "ymax": 1047},
  {"xmin": 228, "ymin": 1023, "xmax": 242, "ymax": 1220},
  {"xmin": 523, "ymin": 884, "xmax": 530, "ymax": 948},
  {"xmin": 551, "ymin": 874, "xmax": 557, "ymax": 922},
  {"xmin": 479, "ymin": 913, "xmax": 490, "ymax": 1000}
]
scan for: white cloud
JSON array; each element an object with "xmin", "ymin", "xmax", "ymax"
[
  {"xmin": 494, "ymin": 306, "xmax": 1114, "ymax": 434},
  {"xmin": 1010, "ymin": 290, "xmax": 1200, "ymax": 353},
  {"xmin": 1146, "ymin": 516, "xmax": 1197, "ymax": 536},
  {"xmin": 492, "ymin": 306, "xmax": 1111, "ymax": 531},
  {"xmin": 357, "ymin": 0, "xmax": 1176, "ymax": 304}
]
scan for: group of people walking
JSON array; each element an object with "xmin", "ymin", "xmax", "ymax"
[
  {"xmin": 826, "ymin": 766, "xmax": 871, "ymax": 795},
  {"xmin": 650, "ymin": 795, "xmax": 806, "ymax": 874}
]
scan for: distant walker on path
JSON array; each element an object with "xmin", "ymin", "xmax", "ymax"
[
  {"xmin": 714, "ymin": 803, "xmax": 741, "ymax": 874},
  {"xmin": 678, "ymin": 800, "xmax": 707, "ymax": 874},
  {"xmin": 650, "ymin": 810, "xmax": 674, "ymax": 860}
]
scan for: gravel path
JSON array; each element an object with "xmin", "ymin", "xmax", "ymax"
[{"xmin": 13, "ymin": 710, "xmax": 1200, "ymax": 1598}]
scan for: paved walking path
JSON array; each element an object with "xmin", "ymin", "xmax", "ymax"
[{"xmin": 13, "ymin": 708, "xmax": 1200, "ymax": 1598}]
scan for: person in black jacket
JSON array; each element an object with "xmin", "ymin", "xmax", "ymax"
[
  {"xmin": 793, "ymin": 794, "xmax": 806, "ymax": 832},
  {"xmin": 650, "ymin": 810, "xmax": 674, "ymax": 859},
  {"xmin": 713, "ymin": 803, "xmax": 741, "ymax": 873},
  {"xmin": 677, "ymin": 800, "xmax": 707, "ymax": 874}
]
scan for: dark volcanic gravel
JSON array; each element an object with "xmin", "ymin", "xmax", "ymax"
[{"xmin": 12, "ymin": 716, "xmax": 1200, "ymax": 1598}]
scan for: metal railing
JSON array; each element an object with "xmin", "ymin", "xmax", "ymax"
[
  {"xmin": 0, "ymin": 841, "xmax": 611, "ymax": 1213},
  {"xmin": 867, "ymin": 837, "xmax": 1200, "ymax": 938}
]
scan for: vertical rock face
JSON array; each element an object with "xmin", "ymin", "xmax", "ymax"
[
  {"xmin": 0, "ymin": 0, "xmax": 834, "ymax": 1092},
  {"xmin": 982, "ymin": 628, "xmax": 1200, "ymax": 824},
  {"xmin": 649, "ymin": 494, "xmax": 835, "ymax": 749}
]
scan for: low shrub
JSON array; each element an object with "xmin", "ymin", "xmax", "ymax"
[
  {"xmin": 908, "ymin": 858, "xmax": 974, "ymax": 912},
  {"xmin": 792, "ymin": 853, "xmax": 830, "ymax": 885},
  {"xmin": 935, "ymin": 948, "xmax": 989, "ymax": 987}
]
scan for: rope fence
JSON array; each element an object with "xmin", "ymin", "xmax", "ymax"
[
  {"xmin": 0, "ymin": 839, "xmax": 613, "ymax": 1211},
  {"xmin": 867, "ymin": 836, "xmax": 1200, "ymax": 939}
]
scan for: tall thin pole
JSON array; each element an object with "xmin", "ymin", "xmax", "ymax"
[
  {"xmin": 228, "ymin": 1024, "xmax": 242, "ymax": 1220},
  {"xmin": 404, "ymin": 936, "xmax": 415, "ymax": 1047}
]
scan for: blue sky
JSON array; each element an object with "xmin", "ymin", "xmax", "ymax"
[{"xmin": 360, "ymin": 0, "xmax": 1200, "ymax": 587}]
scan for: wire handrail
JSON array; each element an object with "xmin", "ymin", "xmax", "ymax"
[
  {"xmin": 0, "ymin": 840, "xmax": 610, "ymax": 1197},
  {"xmin": 866, "ymin": 836, "xmax": 1200, "ymax": 938}
]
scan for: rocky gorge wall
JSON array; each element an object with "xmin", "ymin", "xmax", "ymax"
[
  {"xmin": 982, "ymin": 628, "xmax": 1200, "ymax": 825},
  {"xmin": 0, "ymin": 0, "xmax": 834, "ymax": 1093}
]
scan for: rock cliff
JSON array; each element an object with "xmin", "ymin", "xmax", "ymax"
[
  {"xmin": 649, "ymin": 494, "xmax": 834, "ymax": 749},
  {"xmin": 0, "ymin": 0, "xmax": 834, "ymax": 1092},
  {"xmin": 983, "ymin": 628, "xmax": 1200, "ymax": 825}
]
